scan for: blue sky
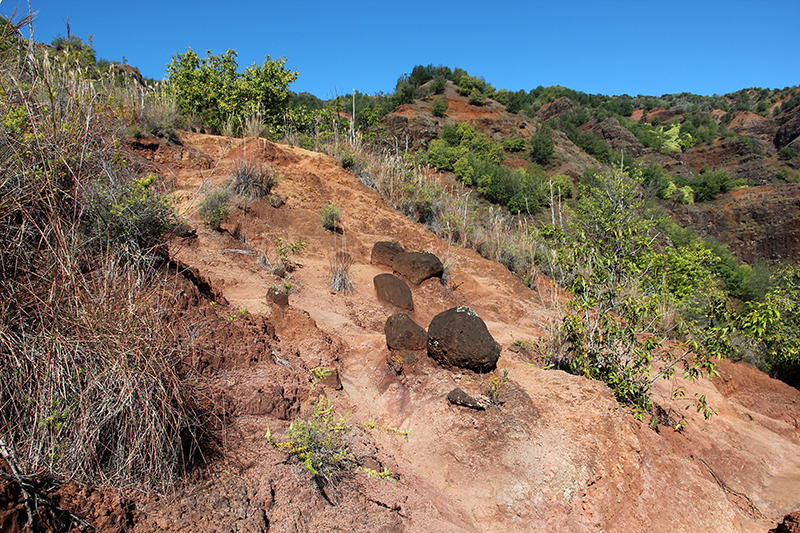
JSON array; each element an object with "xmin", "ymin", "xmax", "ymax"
[{"xmin": 2, "ymin": 0, "xmax": 798, "ymax": 99}]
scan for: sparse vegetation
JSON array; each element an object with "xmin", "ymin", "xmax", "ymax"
[
  {"xmin": 485, "ymin": 369, "xmax": 510, "ymax": 406},
  {"xmin": 266, "ymin": 397, "xmax": 357, "ymax": 492},
  {"xmin": 198, "ymin": 188, "xmax": 231, "ymax": 230},
  {"xmin": 232, "ymin": 160, "xmax": 278, "ymax": 199},
  {"xmin": 329, "ymin": 252, "xmax": 355, "ymax": 293},
  {"xmin": 321, "ymin": 203, "xmax": 342, "ymax": 231}
]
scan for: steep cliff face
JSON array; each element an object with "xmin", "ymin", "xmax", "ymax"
[{"xmin": 672, "ymin": 184, "xmax": 800, "ymax": 263}]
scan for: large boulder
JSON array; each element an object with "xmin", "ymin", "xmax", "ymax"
[
  {"xmin": 384, "ymin": 313, "xmax": 427, "ymax": 351},
  {"xmin": 373, "ymin": 274, "xmax": 414, "ymax": 311},
  {"xmin": 371, "ymin": 241, "xmax": 405, "ymax": 267},
  {"xmin": 427, "ymin": 306, "xmax": 500, "ymax": 373},
  {"xmin": 392, "ymin": 251, "xmax": 443, "ymax": 285}
]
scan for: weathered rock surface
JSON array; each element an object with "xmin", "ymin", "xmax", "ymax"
[
  {"xmin": 371, "ymin": 241, "xmax": 405, "ymax": 267},
  {"xmin": 384, "ymin": 313, "xmax": 427, "ymax": 351},
  {"xmin": 536, "ymin": 96, "xmax": 575, "ymax": 122},
  {"xmin": 392, "ymin": 251, "xmax": 443, "ymax": 285},
  {"xmin": 672, "ymin": 183, "xmax": 800, "ymax": 262},
  {"xmin": 589, "ymin": 117, "xmax": 646, "ymax": 157},
  {"xmin": 427, "ymin": 306, "xmax": 500, "ymax": 373},
  {"xmin": 776, "ymin": 106, "xmax": 800, "ymax": 150},
  {"xmin": 373, "ymin": 273, "xmax": 414, "ymax": 311}
]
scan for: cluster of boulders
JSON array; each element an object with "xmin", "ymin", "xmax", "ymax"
[{"xmin": 371, "ymin": 241, "xmax": 501, "ymax": 385}]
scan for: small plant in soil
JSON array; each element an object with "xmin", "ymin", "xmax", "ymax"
[
  {"xmin": 321, "ymin": 203, "xmax": 341, "ymax": 231},
  {"xmin": 266, "ymin": 397, "xmax": 356, "ymax": 493},
  {"xmin": 329, "ymin": 252, "xmax": 354, "ymax": 293},
  {"xmin": 485, "ymin": 369, "xmax": 510, "ymax": 406},
  {"xmin": 198, "ymin": 188, "xmax": 231, "ymax": 230}
]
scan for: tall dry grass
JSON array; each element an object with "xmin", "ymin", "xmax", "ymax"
[
  {"xmin": 311, "ymin": 134, "xmax": 544, "ymax": 286},
  {"xmin": 0, "ymin": 19, "xmax": 212, "ymax": 493}
]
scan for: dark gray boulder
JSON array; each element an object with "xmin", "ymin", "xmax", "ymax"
[
  {"xmin": 392, "ymin": 251, "xmax": 443, "ymax": 285},
  {"xmin": 371, "ymin": 241, "xmax": 405, "ymax": 267},
  {"xmin": 385, "ymin": 313, "xmax": 427, "ymax": 351},
  {"xmin": 427, "ymin": 306, "xmax": 500, "ymax": 373},
  {"xmin": 373, "ymin": 273, "xmax": 414, "ymax": 311}
]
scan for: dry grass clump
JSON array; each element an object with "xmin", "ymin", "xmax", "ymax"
[
  {"xmin": 314, "ymin": 135, "xmax": 542, "ymax": 285},
  {"xmin": 231, "ymin": 160, "xmax": 277, "ymax": 199},
  {"xmin": 329, "ymin": 251, "xmax": 355, "ymax": 293},
  {"xmin": 0, "ymin": 20, "xmax": 213, "ymax": 493}
]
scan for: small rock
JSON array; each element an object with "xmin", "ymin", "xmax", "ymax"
[
  {"xmin": 266, "ymin": 287, "xmax": 289, "ymax": 307},
  {"xmin": 312, "ymin": 366, "xmax": 342, "ymax": 390},
  {"xmin": 447, "ymin": 388, "xmax": 486, "ymax": 410},
  {"xmin": 270, "ymin": 194, "xmax": 285, "ymax": 208}
]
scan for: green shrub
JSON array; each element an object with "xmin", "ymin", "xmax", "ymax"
[
  {"xmin": 339, "ymin": 151, "xmax": 356, "ymax": 169},
  {"xmin": 198, "ymin": 188, "xmax": 231, "ymax": 230},
  {"xmin": 502, "ymin": 137, "xmax": 526, "ymax": 153},
  {"xmin": 779, "ymin": 146, "xmax": 799, "ymax": 160},
  {"xmin": 86, "ymin": 174, "xmax": 173, "ymax": 261},
  {"xmin": 691, "ymin": 168, "xmax": 731, "ymax": 202},
  {"xmin": 738, "ymin": 265, "xmax": 800, "ymax": 387},
  {"xmin": 232, "ymin": 161, "xmax": 277, "ymax": 199},
  {"xmin": 321, "ymin": 203, "xmax": 341, "ymax": 231},
  {"xmin": 529, "ymin": 125, "xmax": 555, "ymax": 166},
  {"xmin": 431, "ymin": 96, "xmax": 448, "ymax": 117},
  {"xmin": 267, "ymin": 397, "xmax": 357, "ymax": 490}
]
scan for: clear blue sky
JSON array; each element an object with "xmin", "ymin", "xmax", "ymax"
[{"xmin": 3, "ymin": 0, "xmax": 798, "ymax": 99}]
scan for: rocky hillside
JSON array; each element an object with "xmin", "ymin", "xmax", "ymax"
[
  {"xmin": 3, "ymin": 131, "xmax": 797, "ymax": 532},
  {"xmin": 380, "ymin": 82, "xmax": 800, "ymax": 264}
]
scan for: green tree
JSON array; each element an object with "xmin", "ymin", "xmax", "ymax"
[
  {"xmin": 738, "ymin": 265, "xmax": 800, "ymax": 386},
  {"xmin": 547, "ymin": 169, "xmax": 719, "ymax": 422},
  {"xmin": 529, "ymin": 125, "xmax": 555, "ymax": 166},
  {"xmin": 431, "ymin": 96, "xmax": 448, "ymax": 117},
  {"xmin": 167, "ymin": 48, "xmax": 297, "ymax": 135}
]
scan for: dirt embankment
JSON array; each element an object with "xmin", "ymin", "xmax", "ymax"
[{"xmin": 4, "ymin": 132, "xmax": 800, "ymax": 532}]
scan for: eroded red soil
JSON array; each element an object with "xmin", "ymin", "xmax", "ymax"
[{"xmin": 4, "ymin": 132, "xmax": 800, "ymax": 532}]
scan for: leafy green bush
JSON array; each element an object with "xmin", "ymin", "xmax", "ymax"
[
  {"xmin": 198, "ymin": 188, "xmax": 231, "ymax": 230},
  {"xmin": 232, "ymin": 161, "xmax": 277, "ymax": 199},
  {"xmin": 779, "ymin": 146, "xmax": 799, "ymax": 160},
  {"xmin": 541, "ymin": 169, "xmax": 721, "ymax": 422},
  {"xmin": 737, "ymin": 265, "xmax": 800, "ymax": 387},
  {"xmin": 502, "ymin": 137, "xmax": 526, "ymax": 153},
  {"xmin": 687, "ymin": 168, "xmax": 731, "ymax": 202},
  {"xmin": 86, "ymin": 173, "xmax": 173, "ymax": 259},
  {"xmin": 339, "ymin": 151, "xmax": 356, "ymax": 169}
]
